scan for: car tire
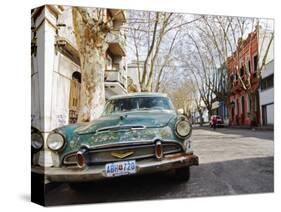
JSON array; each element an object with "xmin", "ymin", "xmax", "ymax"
[{"xmin": 174, "ymin": 166, "xmax": 190, "ymax": 182}]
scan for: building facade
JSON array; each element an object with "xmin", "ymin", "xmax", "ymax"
[
  {"xmin": 127, "ymin": 60, "xmax": 145, "ymax": 92},
  {"xmin": 211, "ymin": 64, "xmax": 229, "ymax": 125},
  {"xmin": 191, "ymin": 107, "xmax": 209, "ymax": 124},
  {"xmin": 211, "ymin": 101, "xmax": 228, "ymax": 125},
  {"xmin": 31, "ymin": 6, "xmax": 127, "ymax": 134},
  {"xmin": 258, "ymin": 28, "xmax": 274, "ymax": 127},
  {"xmin": 259, "ymin": 60, "xmax": 274, "ymax": 126},
  {"xmin": 227, "ymin": 31, "xmax": 260, "ymax": 127}
]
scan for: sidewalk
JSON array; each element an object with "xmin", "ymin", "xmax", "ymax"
[
  {"xmin": 192, "ymin": 123, "xmax": 273, "ymax": 131},
  {"xmin": 227, "ymin": 125, "xmax": 273, "ymax": 131}
]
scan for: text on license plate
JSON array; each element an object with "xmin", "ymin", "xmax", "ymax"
[{"xmin": 105, "ymin": 160, "xmax": 136, "ymax": 177}]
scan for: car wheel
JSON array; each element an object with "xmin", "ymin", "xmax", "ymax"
[{"xmin": 174, "ymin": 166, "xmax": 190, "ymax": 182}]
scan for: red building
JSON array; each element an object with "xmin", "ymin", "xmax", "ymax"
[{"xmin": 227, "ymin": 31, "xmax": 260, "ymax": 127}]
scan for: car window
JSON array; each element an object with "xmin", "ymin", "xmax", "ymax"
[{"xmin": 103, "ymin": 96, "xmax": 174, "ymax": 115}]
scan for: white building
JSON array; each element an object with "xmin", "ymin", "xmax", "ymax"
[
  {"xmin": 127, "ymin": 60, "xmax": 145, "ymax": 92},
  {"xmin": 259, "ymin": 60, "xmax": 274, "ymax": 126},
  {"xmin": 31, "ymin": 5, "xmax": 127, "ymax": 133},
  {"xmin": 191, "ymin": 100, "xmax": 209, "ymax": 124},
  {"xmin": 258, "ymin": 30, "xmax": 274, "ymax": 127},
  {"xmin": 191, "ymin": 108, "xmax": 209, "ymax": 124}
]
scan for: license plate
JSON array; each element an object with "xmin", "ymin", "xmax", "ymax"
[{"xmin": 105, "ymin": 160, "xmax": 136, "ymax": 177}]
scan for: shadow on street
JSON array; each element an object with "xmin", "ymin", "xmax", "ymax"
[{"xmin": 45, "ymin": 156, "xmax": 273, "ymax": 206}]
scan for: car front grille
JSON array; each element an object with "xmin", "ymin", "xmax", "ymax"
[{"xmin": 63, "ymin": 142, "xmax": 182, "ymax": 166}]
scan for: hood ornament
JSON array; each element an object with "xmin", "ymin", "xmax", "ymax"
[
  {"xmin": 120, "ymin": 114, "xmax": 128, "ymax": 120},
  {"xmin": 111, "ymin": 151, "xmax": 134, "ymax": 159}
]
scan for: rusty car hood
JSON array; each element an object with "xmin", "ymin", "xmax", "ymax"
[{"xmin": 74, "ymin": 110, "xmax": 176, "ymax": 135}]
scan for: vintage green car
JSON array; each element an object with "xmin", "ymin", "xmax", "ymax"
[{"xmin": 31, "ymin": 93, "xmax": 199, "ymax": 183}]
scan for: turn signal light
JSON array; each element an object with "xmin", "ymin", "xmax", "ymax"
[
  {"xmin": 76, "ymin": 149, "xmax": 86, "ymax": 168},
  {"xmin": 155, "ymin": 141, "xmax": 163, "ymax": 160}
]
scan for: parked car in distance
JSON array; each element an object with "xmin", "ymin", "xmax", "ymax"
[
  {"xmin": 209, "ymin": 115, "xmax": 224, "ymax": 128},
  {"xmin": 31, "ymin": 93, "xmax": 199, "ymax": 186}
]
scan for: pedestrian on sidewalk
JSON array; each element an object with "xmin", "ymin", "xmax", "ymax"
[{"xmin": 212, "ymin": 115, "xmax": 217, "ymax": 130}]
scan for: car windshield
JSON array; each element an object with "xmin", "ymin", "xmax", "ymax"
[{"xmin": 103, "ymin": 96, "xmax": 174, "ymax": 115}]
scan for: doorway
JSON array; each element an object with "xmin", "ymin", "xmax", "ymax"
[
  {"xmin": 69, "ymin": 71, "xmax": 81, "ymax": 124},
  {"xmin": 241, "ymin": 96, "xmax": 245, "ymax": 124}
]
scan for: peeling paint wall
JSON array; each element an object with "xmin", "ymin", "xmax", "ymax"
[
  {"xmin": 57, "ymin": 6, "xmax": 77, "ymax": 49},
  {"xmin": 31, "ymin": 7, "xmax": 47, "ymax": 132},
  {"xmin": 51, "ymin": 53, "xmax": 80, "ymax": 129},
  {"xmin": 32, "ymin": 6, "xmax": 77, "ymax": 132}
]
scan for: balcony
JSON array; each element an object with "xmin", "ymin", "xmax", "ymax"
[
  {"xmin": 106, "ymin": 30, "xmax": 126, "ymax": 56},
  {"xmin": 55, "ymin": 36, "xmax": 80, "ymax": 65},
  {"xmin": 104, "ymin": 70, "xmax": 127, "ymax": 95},
  {"xmin": 108, "ymin": 9, "xmax": 126, "ymax": 23}
]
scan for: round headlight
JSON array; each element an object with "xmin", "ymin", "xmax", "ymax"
[
  {"xmin": 47, "ymin": 133, "xmax": 65, "ymax": 151},
  {"xmin": 31, "ymin": 133, "xmax": 44, "ymax": 149},
  {"xmin": 176, "ymin": 120, "xmax": 191, "ymax": 138}
]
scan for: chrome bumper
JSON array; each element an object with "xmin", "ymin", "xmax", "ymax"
[{"xmin": 32, "ymin": 153, "xmax": 199, "ymax": 182}]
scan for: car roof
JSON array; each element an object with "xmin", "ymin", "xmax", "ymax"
[{"xmin": 108, "ymin": 92, "xmax": 168, "ymax": 100}]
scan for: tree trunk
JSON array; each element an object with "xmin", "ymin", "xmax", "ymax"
[
  {"xmin": 140, "ymin": 12, "xmax": 159, "ymax": 91},
  {"xmin": 199, "ymin": 111, "xmax": 203, "ymax": 126},
  {"xmin": 78, "ymin": 48, "xmax": 106, "ymax": 122},
  {"xmin": 207, "ymin": 106, "xmax": 212, "ymax": 121},
  {"xmin": 72, "ymin": 8, "xmax": 108, "ymax": 122}
]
